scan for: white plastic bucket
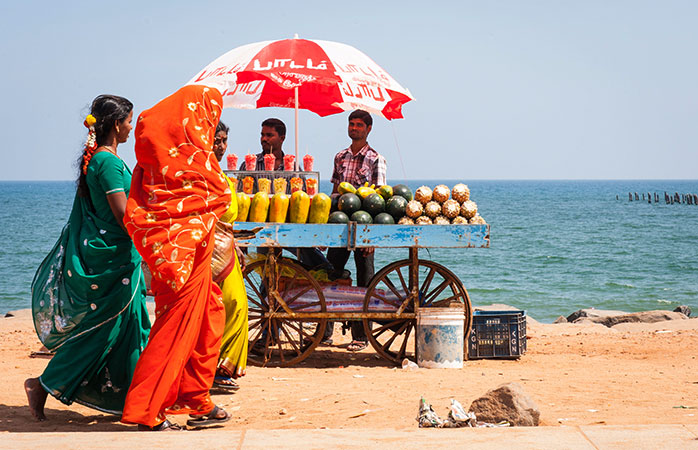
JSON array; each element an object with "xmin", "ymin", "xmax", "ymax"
[{"xmin": 416, "ymin": 307, "xmax": 465, "ymax": 369}]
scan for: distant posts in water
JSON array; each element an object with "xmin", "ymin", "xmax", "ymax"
[{"xmin": 626, "ymin": 191, "xmax": 697, "ymax": 206}]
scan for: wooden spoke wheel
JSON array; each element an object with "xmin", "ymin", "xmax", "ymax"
[
  {"xmin": 362, "ymin": 259, "xmax": 471, "ymax": 365},
  {"xmin": 244, "ymin": 257, "xmax": 327, "ymax": 367}
]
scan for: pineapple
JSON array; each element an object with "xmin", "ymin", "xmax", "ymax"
[
  {"xmin": 398, "ymin": 216, "xmax": 415, "ymax": 225},
  {"xmin": 460, "ymin": 200, "xmax": 478, "ymax": 219},
  {"xmin": 432, "ymin": 184, "xmax": 450, "ymax": 203},
  {"xmin": 451, "ymin": 183, "xmax": 470, "ymax": 203},
  {"xmin": 414, "ymin": 186, "xmax": 433, "ymax": 204},
  {"xmin": 442, "ymin": 199, "xmax": 460, "ymax": 219},
  {"xmin": 405, "ymin": 200, "xmax": 424, "ymax": 218},
  {"xmin": 434, "ymin": 215, "xmax": 450, "ymax": 225},
  {"xmin": 469, "ymin": 215, "xmax": 487, "ymax": 225},
  {"xmin": 425, "ymin": 201, "xmax": 441, "ymax": 218},
  {"xmin": 415, "ymin": 216, "xmax": 432, "ymax": 225},
  {"xmin": 452, "ymin": 216, "xmax": 469, "ymax": 224}
]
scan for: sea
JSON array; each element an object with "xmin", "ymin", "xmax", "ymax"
[{"xmin": 1, "ymin": 180, "xmax": 696, "ymax": 323}]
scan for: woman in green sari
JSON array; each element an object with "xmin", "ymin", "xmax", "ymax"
[{"xmin": 25, "ymin": 95, "xmax": 151, "ymax": 421}]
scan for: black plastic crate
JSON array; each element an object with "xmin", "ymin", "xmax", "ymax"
[{"xmin": 468, "ymin": 310, "xmax": 526, "ymax": 359}]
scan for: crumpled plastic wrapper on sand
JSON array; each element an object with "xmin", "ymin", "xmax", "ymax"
[{"xmin": 417, "ymin": 398, "xmax": 510, "ymax": 428}]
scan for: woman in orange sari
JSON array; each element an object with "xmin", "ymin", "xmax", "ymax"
[{"xmin": 121, "ymin": 85, "xmax": 232, "ymax": 431}]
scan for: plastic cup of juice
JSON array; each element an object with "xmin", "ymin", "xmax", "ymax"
[
  {"xmin": 226, "ymin": 154, "xmax": 238, "ymax": 170},
  {"xmin": 290, "ymin": 177, "xmax": 303, "ymax": 193},
  {"xmin": 263, "ymin": 154, "xmax": 276, "ymax": 171},
  {"xmin": 283, "ymin": 154, "xmax": 296, "ymax": 171},
  {"xmin": 303, "ymin": 154, "xmax": 314, "ymax": 171},
  {"xmin": 242, "ymin": 176, "xmax": 255, "ymax": 194},
  {"xmin": 305, "ymin": 178, "xmax": 318, "ymax": 196},
  {"xmin": 257, "ymin": 177, "xmax": 271, "ymax": 194},
  {"xmin": 273, "ymin": 178, "xmax": 288, "ymax": 194},
  {"xmin": 245, "ymin": 154, "xmax": 257, "ymax": 171}
]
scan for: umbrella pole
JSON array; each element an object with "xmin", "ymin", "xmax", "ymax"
[{"xmin": 294, "ymin": 86, "xmax": 299, "ymax": 170}]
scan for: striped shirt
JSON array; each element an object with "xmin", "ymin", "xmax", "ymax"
[{"xmin": 330, "ymin": 144, "xmax": 387, "ymax": 188}]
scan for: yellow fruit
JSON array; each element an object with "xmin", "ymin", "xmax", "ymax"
[
  {"xmin": 338, "ymin": 182, "xmax": 356, "ymax": 194},
  {"xmin": 308, "ymin": 193, "xmax": 331, "ymax": 224},
  {"xmin": 248, "ymin": 192, "xmax": 270, "ymax": 222},
  {"xmin": 289, "ymin": 190, "xmax": 311, "ymax": 223},
  {"xmin": 236, "ymin": 192, "xmax": 251, "ymax": 221},
  {"xmin": 268, "ymin": 193, "xmax": 289, "ymax": 223},
  {"xmin": 356, "ymin": 185, "xmax": 376, "ymax": 199}
]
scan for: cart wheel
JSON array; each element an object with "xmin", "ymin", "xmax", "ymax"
[
  {"xmin": 244, "ymin": 257, "xmax": 327, "ymax": 367},
  {"xmin": 362, "ymin": 259, "xmax": 472, "ymax": 365}
]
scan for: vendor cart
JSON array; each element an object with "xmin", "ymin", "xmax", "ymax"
[{"xmin": 235, "ymin": 221, "xmax": 490, "ymax": 367}]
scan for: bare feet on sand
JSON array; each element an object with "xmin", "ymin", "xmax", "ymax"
[{"xmin": 24, "ymin": 378, "xmax": 48, "ymax": 421}]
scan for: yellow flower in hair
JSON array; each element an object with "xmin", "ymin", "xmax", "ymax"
[{"xmin": 85, "ymin": 114, "xmax": 97, "ymax": 127}]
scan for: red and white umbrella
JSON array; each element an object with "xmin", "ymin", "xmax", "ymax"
[{"xmin": 187, "ymin": 37, "xmax": 414, "ymax": 164}]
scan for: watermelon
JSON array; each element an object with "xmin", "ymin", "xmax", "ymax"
[
  {"xmin": 385, "ymin": 195, "xmax": 408, "ymax": 221},
  {"xmin": 328, "ymin": 211, "xmax": 350, "ymax": 223},
  {"xmin": 338, "ymin": 193, "xmax": 361, "ymax": 216},
  {"xmin": 350, "ymin": 210, "xmax": 372, "ymax": 224},
  {"xmin": 373, "ymin": 212, "xmax": 395, "ymax": 224},
  {"xmin": 362, "ymin": 193, "xmax": 385, "ymax": 217},
  {"xmin": 330, "ymin": 194, "xmax": 340, "ymax": 212},
  {"xmin": 392, "ymin": 184, "xmax": 413, "ymax": 202}
]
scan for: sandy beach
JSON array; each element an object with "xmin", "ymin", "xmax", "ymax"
[{"xmin": 2, "ymin": 308, "xmax": 697, "ymax": 433}]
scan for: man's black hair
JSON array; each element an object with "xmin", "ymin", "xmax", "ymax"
[
  {"xmin": 262, "ymin": 118, "xmax": 286, "ymax": 137},
  {"xmin": 348, "ymin": 109, "xmax": 372, "ymax": 127}
]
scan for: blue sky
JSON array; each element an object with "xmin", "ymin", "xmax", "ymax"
[{"xmin": 1, "ymin": 1, "xmax": 696, "ymax": 181}]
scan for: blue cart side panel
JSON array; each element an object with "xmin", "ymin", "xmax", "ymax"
[
  {"xmin": 234, "ymin": 222, "xmax": 490, "ymax": 248},
  {"xmin": 354, "ymin": 224, "xmax": 489, "ymax": 248}
]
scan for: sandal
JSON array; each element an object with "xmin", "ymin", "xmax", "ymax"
[
  {"xmin": 213, "ymin": 375, "xmax": 240, "ymax": 391},
  {"xmin": 347, "ymin": 340, "xmax": 368, "ymax": 352},
  {"xmin": 137, "ymin": 419, "xmax": 184, "ymax": 431},
  {"xmin": 186, "ymin": 405, "xmax": 231, "ymax": 428}
]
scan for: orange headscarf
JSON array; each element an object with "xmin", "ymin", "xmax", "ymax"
[{"xmin": 125, "ymin": 85, "xmax": 230, "ymax": 292}]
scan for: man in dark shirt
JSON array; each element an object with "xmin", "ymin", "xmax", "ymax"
[{"xmin": 239, "ymin": 118, "xmax": 286, "ymax": 171}]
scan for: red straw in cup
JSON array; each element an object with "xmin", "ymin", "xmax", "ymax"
[{"xmin": 263, "ymin": 154, "xmax": 276, "ymax": 171}]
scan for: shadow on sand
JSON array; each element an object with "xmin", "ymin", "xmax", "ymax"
[{"xmin": 0, "ymin": 404, "xmax": 133, "ymax": 432}]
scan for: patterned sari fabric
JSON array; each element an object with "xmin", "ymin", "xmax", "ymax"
[
  {"xmin": 121, "ymin": 85, "xmax": 230, "ymax": 427},
  {"xmin": 216, "ymin": 182, "xmax": 249, "ymax": 379},
  {"xmin": 31, "ymin": 152, "xmax": 150, "ymax": 414}
]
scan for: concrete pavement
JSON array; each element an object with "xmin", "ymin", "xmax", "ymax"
[{"xmin": 2, "ymin": 425, "xmax": 698, "ymax": 449}]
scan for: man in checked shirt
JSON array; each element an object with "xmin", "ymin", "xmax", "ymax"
[{"xmin": 324, "ymin": 109, "xmax": 387, "ymax": 351}]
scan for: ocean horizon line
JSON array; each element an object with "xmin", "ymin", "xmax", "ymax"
[{"xmin": 2, "ymin": 178, "xmax": 697, "ymax": 183}]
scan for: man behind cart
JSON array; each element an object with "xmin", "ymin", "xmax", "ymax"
[{"xmin": 325, "ymin": 109, "xmax": 387, "ymax": 352}]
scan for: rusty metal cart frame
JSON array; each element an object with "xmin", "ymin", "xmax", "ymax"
[{"xmin": 235, "ymin": 222, "xmax": 490, "ymax": 367}]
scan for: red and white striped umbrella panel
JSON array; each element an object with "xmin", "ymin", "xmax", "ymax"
[{"xmin": 187, "ymin": 38, "xmax": 414, "ymax": 120}]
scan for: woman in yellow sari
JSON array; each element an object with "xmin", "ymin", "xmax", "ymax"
[{"xmin": 211, "ymin": 121, "xmax": 248, "ymax": 391}]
